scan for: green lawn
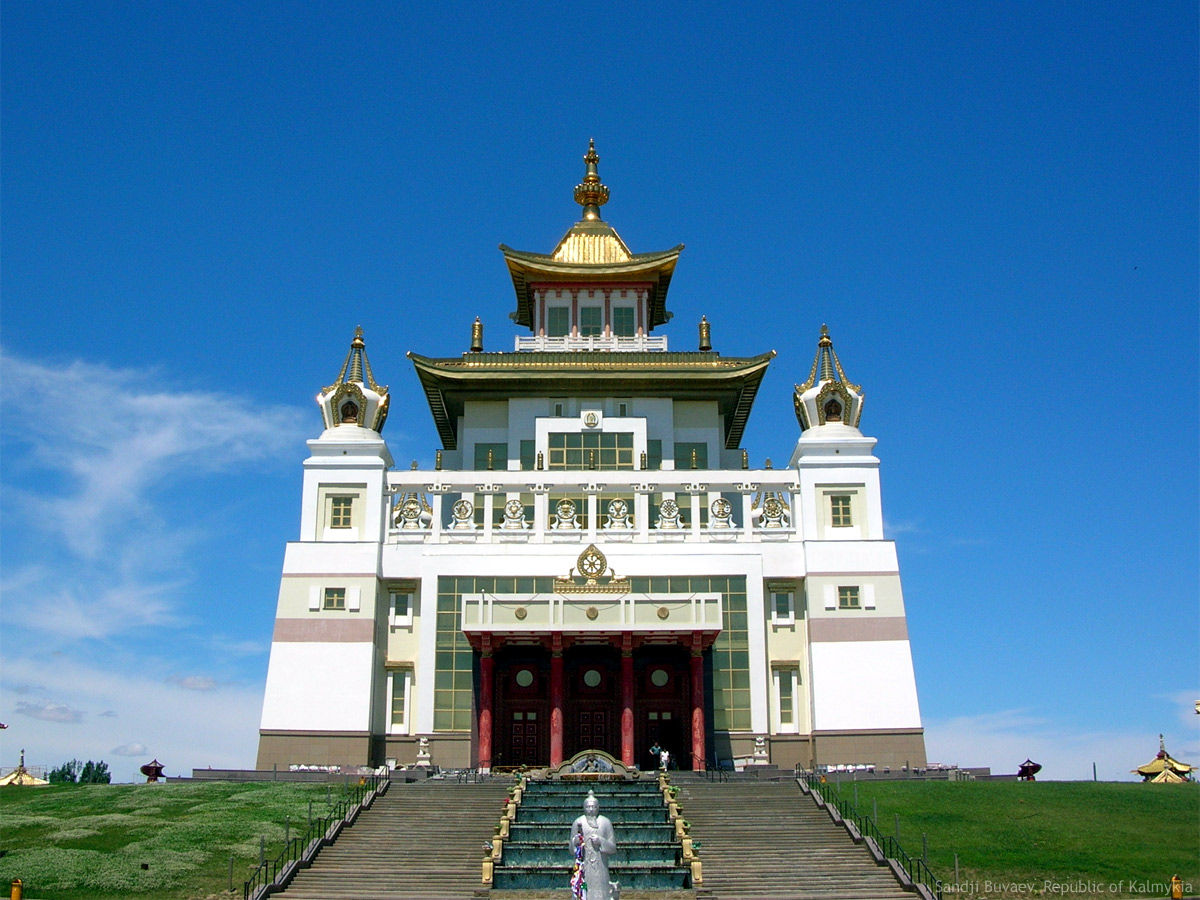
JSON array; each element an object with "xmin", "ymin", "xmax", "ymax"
[
  {"xmin": 821, "ymin": 778, "xmax": 1200, "ymax": 898},
  {"xmin": 3, "ymin": 778, "xmax": 1196, "ymax": 899},
  {"xmin": 0, "ymin": 780, "xmax": 356, "ymax": 900}
]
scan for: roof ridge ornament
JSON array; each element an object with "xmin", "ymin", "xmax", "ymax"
[{"xmin": 573, "ymin": 138, "xmax": 610, "ymax": 221}]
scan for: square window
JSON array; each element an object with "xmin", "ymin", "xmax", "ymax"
[
  {"xmin": 838, "ymin": 586, "xmax": 860, "ymax": 609},
  {"xmin": 830, "ymin": 494, "xmax": 853, "ymax": 527},
  {"xmin": 323, "ymin": 588, "xmax": 346, "ymax": 610},
  {"xmin": 474, "ymin": 443, "xmax": 507, "ymax": 470},
  {"xmin": 674, "ymin": 442, "xmax": 707, "ymax": 469},
  {"xmin": 329, "ymin": 497, "xmax": 353, "ymax": 529}
]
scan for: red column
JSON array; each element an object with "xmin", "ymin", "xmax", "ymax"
[
  {"xmin": 478, "ymin": 645, "xmax": 494, "ymax": 771},
  {"xmin": 550, "ymin": 636, "xmax": 564, "ymax": 767},
  {"xmin": 690, "ymin": 645, "xmax": 706, "ymax": 772},
  {"xmin": 620, "ymin": 634, "xmax": 634, "ymax": 766}
]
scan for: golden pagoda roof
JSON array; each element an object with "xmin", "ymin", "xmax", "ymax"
[
  {"xmin": 501, "ymin": 140, "xmax": 683, "ymax": 331},
  {"xmin": 408, "ymin": 349, "xmax": 774, "ymax": 451},
  {"xmin": 0, "ymin": 750, "xmax": 48, "ymax": 787},
  {"xmin": 1132, "ymin": 735, "xmax": 1194, "ymax": 781}
]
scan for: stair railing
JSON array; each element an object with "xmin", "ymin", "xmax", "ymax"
[
  {"xmin": 796, "ymin": 769, "xmax": 943, "ymax": 900},
  {"xmin": 243, "ymin": 770, "xmax": 388, "ymax": 900}
]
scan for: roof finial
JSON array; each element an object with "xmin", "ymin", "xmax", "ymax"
[
  {"xmin": 818, "ymin": 325, "xmax": 835, "ymax": 381},
  {"xmin": 573, "ymin": 138, "xmax": 609, "ymax": 221}
]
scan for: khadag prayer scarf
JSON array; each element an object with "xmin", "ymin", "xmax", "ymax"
[{"xmin": 570, "ymin": 830, "xmax": 587, "ymax": 899}]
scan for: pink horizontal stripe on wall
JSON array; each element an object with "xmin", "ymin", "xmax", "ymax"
[
  {"xmin": 808, "ymin": 617, "xmax": 909, "ymax": 643},
  {"xmin": 272, "ymin": 618, "xmax": 375, "ymax": 642}
]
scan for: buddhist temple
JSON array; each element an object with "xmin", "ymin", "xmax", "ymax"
[
  {"xmin": 256, "ymin": 143, "xmax": 926, "ymax": 774},
  {"xmin": 1132, "ymin": 735, "xmax": 1195, "ymax": 783}
]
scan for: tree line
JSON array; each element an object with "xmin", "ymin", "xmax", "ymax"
[{"xmin": 48, "ymin": 759, "xmax": 111, "ymax": 783}]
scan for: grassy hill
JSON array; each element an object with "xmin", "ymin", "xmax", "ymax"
[
  {"xmin": 823, "ymin": 778, "xmax": 1200, "ymax": 898},
  {"xmin": 0, "ymin": 780, "xmax": 350, "ymax": 900},
  {"xmin": 1, "ymin": 777, "xmax": 1196, "ymax": 899}
]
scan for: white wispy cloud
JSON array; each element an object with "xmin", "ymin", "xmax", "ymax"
[
  {"xmin": 111, "ymin": 742, "xmax": 148, "ymax": 756},
  {"xmin": 15, "ymin": 701, "xmax": 85, "ymax": 723},
  {"xmin": 0, "ymin": 349, "xmax": 307, "ymax": 640},
  {"xmin": 169, "ymin": 676, "xmax": 217, "ymax": 691}
]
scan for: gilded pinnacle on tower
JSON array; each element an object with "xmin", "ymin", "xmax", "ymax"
[{"xmin": 573, "ymin": 139, "xmax": 610, "ymax": 221}]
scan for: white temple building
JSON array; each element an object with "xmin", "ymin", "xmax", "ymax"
[{"xmin": 256, "ymin": 143, "xmax": 926, "ymax": 773}]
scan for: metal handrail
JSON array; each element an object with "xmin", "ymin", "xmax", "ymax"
[
  {"xmin": 796, "ymin": 769, "xmax": 943, "ymax": 900},
  {"xmin": 243, "ymin": 772, "xmax": 386, "ymax": 900}
]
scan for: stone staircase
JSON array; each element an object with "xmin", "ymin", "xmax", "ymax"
[
  {"xmin": 676, "ymin": 779, "xmax": 911, "ymax": 900},
  {"xmin": 277, "ymin": 778, "xmax": 509, "ymax": 900},
  {"xmin": 492, "ymin": 780, "xmax": 691, "ymax": 892}
]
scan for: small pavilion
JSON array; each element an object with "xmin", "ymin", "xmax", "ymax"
[
  {"xmin": 1132, "ymin": 735, "xmax": 1195, "ymax": 783},
  {"xmin": 0, "ymin": 750, "xmax": 49, "ymax": 786}
]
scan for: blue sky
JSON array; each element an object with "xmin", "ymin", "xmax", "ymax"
[{"xmin": 2, "ymin": 1, "xmax": 1196, "ymax": 783}]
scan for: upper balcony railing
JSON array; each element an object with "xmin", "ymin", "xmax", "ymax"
[
  {"xmin": 385, "ymin": 468, "xmax": 799, "ymax": 545},
  {"xmin": 514, "ymin": 333, "xmax": 669, "ymax": 352}
]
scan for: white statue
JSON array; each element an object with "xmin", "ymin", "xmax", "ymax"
[{"xmin": 569, "ymin": 790, "xmax": 618, "ymax": 900}]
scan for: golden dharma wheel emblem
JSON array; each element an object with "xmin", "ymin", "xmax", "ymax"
[
  {"xmin": 657, "ymin": 606, "xmax": 670, "ymax": 620},
  {"xmin": 578, "ymin": 544, "xmax": 607, "ymax": 578},
  {"xmin": 586, "ymin": 606, "xmax": 599, "ymax": 620},
  {"xmin": 514, "ymin": 606, "xmax": 527, "ymax": 620}
]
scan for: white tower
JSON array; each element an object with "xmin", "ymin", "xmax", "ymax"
[
  {"xmin": 257, "ymin": 328, "xmax": 394, "ymax": 768},
  {"xmin": 790, "ymin": 326, "xmax": 924, "ymax": 768}
]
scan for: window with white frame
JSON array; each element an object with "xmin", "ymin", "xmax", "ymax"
[
  {"xmin": 769, "ymin": 586, "xmax": 795, "ymax": 625},
  {"xmin": 389, "ymin": 668, "xmax": 412, "ymax": 733},
  {"xmin": 390, "ymin": 587, "xmax": 415, "ymax": 627},
  {"xmin": 773, "ymin": 665, "xmax": 800, "ymax": 733}
]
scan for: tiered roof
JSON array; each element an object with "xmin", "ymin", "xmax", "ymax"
[{"xmin": 501, "ymin": 140, "xmax": 682, "ymax": 331}]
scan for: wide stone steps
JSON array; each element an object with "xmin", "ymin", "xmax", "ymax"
[
  {"xmin": 677, "ymin": 781, "xmax": 910, "ymax": 900},
  {"xmin": 277, "ymin": 779, "xmax": 510, "ymax": 900}
]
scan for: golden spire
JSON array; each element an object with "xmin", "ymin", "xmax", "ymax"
[{"xmin": 573, "ymin": 139, "xmax": 610, "ymax": 221}]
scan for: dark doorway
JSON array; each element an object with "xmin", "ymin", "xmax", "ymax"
[
  {"xmin": 493, "ymin": 647, "xmax": 550, "ymax": 767},
  {"xmin": 635, "ymin": 645, "xmax": 692, "ymax": 769},
  {"xmin": 564, "ymin": 644, "xmax": 621, "ymax": 759}
]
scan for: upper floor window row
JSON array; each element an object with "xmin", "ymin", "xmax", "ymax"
[{"xmin": 545, "ymin": 304, "xmax": 638, "ymax": 338}]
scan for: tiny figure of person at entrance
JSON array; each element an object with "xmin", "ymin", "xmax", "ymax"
[
  {"xmin": 569, "ymin": 790, "xmax": 618, "ymax": 900},
  {"xmin": 649, "ymin": 740, "xmax": 662, "ymax": 762},
  {"xmin": 659, "ymin": 748, "xmax": 671, "ymax": 770}
]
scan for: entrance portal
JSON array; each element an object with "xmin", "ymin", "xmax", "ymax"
[
  {"xmin": 564, "ymin": 645, "xmax": 620, "ymax": 760},
  {"xmin": 635, "ymin": 646, "xmax": 692, "ymax": 768}
]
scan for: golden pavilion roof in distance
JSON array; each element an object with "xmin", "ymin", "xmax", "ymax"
[
  {"xmin": 1132, "ymin": 735, "xmax": 1195, "ymax": 782},
  {"xmin": 501, "ymin": 140, "xmax": 682, "ymax": 331}
]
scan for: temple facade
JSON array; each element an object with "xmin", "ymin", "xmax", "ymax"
[{"xmin": 256, "ymin": 143, "xmax": 926, "ymax": 773}]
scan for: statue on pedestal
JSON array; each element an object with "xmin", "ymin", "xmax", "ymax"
[{"xmin": 570, "ymin": 789, "xmax": 618, "ymax": 900}]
